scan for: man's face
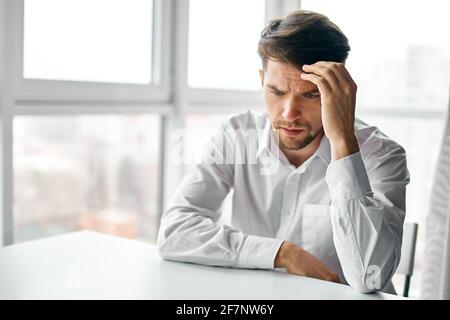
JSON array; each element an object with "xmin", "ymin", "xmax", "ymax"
[{"xmin": 259, "ymin": 60, "xmax": 323, "ymax": 151}]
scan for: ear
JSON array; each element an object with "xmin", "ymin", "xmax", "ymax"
[{"xmin": 258, "ymin": 69, "xmax": 264, "ymax": 87}]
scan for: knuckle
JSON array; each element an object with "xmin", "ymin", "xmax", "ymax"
[
  {"xmin": 324, "ymin": 69, "xmax": 334, "ymax": 77},
  {"xmin": 330, "ymin": 62, "xmax": 339, "ymax": 71},
  {"xmin": 343, "ymin": 85, "xmax": 353, "ymax": 95}
]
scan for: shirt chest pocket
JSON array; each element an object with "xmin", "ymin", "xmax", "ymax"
[{"xmin": 301, "ymin": 204, "xmax": 336, "ymax": 260}]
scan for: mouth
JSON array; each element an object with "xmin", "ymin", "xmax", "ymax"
[{"xmin": 279, "ymin": 127, "xmax": 305, "ymax": 137}]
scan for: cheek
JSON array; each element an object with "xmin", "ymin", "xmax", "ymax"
[
  {"xmin": 264, "ymin": 94, "xmax": 283, "ymax": 115},
  {"xmin": 264, "ymin": 93, "xmax": 282, "ymax": 117},
  {"xmin": 300, "ymin": 100, "xmax": 322, "ymax": 129}
]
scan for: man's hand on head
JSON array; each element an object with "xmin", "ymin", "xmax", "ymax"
[
  {"xmin": 274, "ymin": 241, "xmax": 341, "ymax": 284},
  {"xmin": 300, "ymin": 61, "xmax": 359, "ymax": 161}
]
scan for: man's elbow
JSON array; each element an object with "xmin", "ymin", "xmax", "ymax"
[
  {"xmin": 157, "ymin": 236, "xmax": 181, "ymax": 262},
  {"xmin": 156, "ymin": 224, "xmax": 173, "ymax": 259},
  {"xmin": 157, "ymin": 238, "xmax": 167, "ymax": 257},
  {"xmin": 346, "ymin": 265, "xmax": 391, "ymax": 294},
  {"xmin": 347, "ymin": 279, "xmax": 379, "ymax": 294}
]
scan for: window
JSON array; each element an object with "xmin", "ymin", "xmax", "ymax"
[
  {"xmin": 23, "ymin": 0, "xmax": 154, "ymax": 84},
  {"xmin": 301, "ymin": 0, "xmax": 450, "ymax": 111},
  {"xmin": 13, "ymin": 115, "xmax": 161, "ymax": 243},
  {"xmin": 188, "ymin": 0, "xmax": 266, "ymax": 90}
]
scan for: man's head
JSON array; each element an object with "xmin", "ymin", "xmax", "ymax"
[{"xmin": 258, "ymin": 10, "xmax": 350, "ymax": 151}]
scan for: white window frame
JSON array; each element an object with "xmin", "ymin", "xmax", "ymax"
[
  {"xmin": 187, "ymin": 0, "xmax": 301, "ymax": 109},
  {"xmin": 0, "ymin": 0, "xmax": 302, "ymax": 246},
  {"xmin": 13, "ymin": 0, "xmax": 172, "ymax": 104},
  {"xmin": 1, "ymin": 0, "xmax": 15, "ymax": 246}
]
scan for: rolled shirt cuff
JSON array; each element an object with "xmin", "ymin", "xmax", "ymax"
[
  {"xmin": 325, "ymin": 151, "xmax": 372, "ymax": 203},
  {"xmin": 237, "ymin": 234, "xmax": 284, "ymax": 269}
]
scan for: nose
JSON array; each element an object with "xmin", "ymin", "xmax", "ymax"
[{"xmin": 281, "ymin": 96, "xmax": 302, "ymax": 122}]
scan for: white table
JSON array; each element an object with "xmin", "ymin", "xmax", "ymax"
[{"xmin": 0, "ymin": 231, "xmax": 405, "ymax": 300}]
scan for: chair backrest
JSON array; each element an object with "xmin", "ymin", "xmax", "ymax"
[
  {"xmin": 397, "ymin": 222, "xmax": 418, "ymax": 297},
  {"xmin": 397, "ymin": 222, "xmax": 419, "ymax": 276}
]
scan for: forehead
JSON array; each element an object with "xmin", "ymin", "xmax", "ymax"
[{"xmin": 265, "ymin": 59, "xmax": 317, "ymax": 91}]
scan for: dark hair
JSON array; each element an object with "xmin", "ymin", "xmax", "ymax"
[{"xmin": 258, "ymin": 10, "xmax": 350, "ymax": 70}]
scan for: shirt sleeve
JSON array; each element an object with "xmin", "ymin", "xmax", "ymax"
[
  {"xmin": 325, "ymin": 145, "xmax": 410, "ymax": 293},
  {"xmin": 157, "ymin": 124, "xmax": 284, "ymax": 269}
]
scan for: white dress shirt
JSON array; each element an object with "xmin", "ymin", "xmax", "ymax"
[{"xmin": 157, "ymin": 110, "xmax": 410, "ymax": 294}]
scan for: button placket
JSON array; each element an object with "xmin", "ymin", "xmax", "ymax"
[
  {"xmin": 277, "ymin": 172, "xmax": 301, "ymax": 237},
  {"xmin": 289, "ymin": 171, "xmax": 310, "ymax": 239}
]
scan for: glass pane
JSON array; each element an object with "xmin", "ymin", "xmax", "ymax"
[
  {"xmin": 23, "ymin": 0, "xmax": 153, "ymax": 84},
  {"xmin": 361, "ymin": 115, "xmax": 446, "ymax": 297},
  {"xmin": 188, "ymin": 0, "xmax": 266, "ymax": 90},
  {"xmin": 301, "ymin": 0, "xmax": 450, "ymax": 111},
  {"xmin": 14, "ymin": 114, "xmax": 161, "ymax": 243}
]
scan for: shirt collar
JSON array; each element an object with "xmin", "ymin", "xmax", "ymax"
[{"xmin": 256, "ymin": 117, "xmax": 273, "ymax": 159}]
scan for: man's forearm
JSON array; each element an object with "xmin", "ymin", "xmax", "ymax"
[{"xmin": 330, "ymin": 134, "xmax": 360, "ymax": 161}]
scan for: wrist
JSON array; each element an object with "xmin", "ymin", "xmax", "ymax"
[
  {"xmin": 329, "ymin": 134, "xmax": 359, "ymax": 161},
  {"xmin": 274, "ymin": 241, "xmax": 294, "ymax": 268}
]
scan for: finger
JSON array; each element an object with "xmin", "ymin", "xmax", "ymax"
[
  {"xmin": 315, "ymin": 262, "xmax": 340, "ymax": 283},
  {"xmin": 335, "ymin": 64, "xmax": 357, "ymax": 112},
  {"xmin": 313, "ymin": 61, "xmax": 358, "ymax": 97},
  {"xmin": 302, "ymin": 62, "xmax": 330, "ymax": 76},
  {"xmin": 338, "ymin": 63, "xmax": 356, "ymax": 88},
  {"xmin": 332, "ymin": 62, "xmax": 357, "ymax": 93},
  {"xmin": 331, "ymin": 273, "xmax": 341, "ymax": 284},
  {"xmin": 317, "ymin": 271, "xmax": 339, "ymax": 283},
  {"xmin": 312, "ymin": 61, "xmax": 341, "ymax": 73},
  {"xmin": 302, "ymin": 63, "xmax": 341, "ymax": 92},
  {"xmin": 300, "ymin": 72, "xmax": 332, "ymax": 96},
  {"xmin": 321, "ymin": 271, "xmax": 340, "ymax": 284},
  {"xmin": 314, "ymin": 61, "xmax": 353, "ymax": 92}
]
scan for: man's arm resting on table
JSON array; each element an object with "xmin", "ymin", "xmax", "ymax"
[
  {"xmin": 326, "ymin": 148, "xmax": 408, "ymax": 293},
  {"xmin": 302, "ymin": 62, "xmax": 408, "ymax": 293},
  {"xmin": 158, "ymin": 123, "xmax": 286, "ymax": 270}
]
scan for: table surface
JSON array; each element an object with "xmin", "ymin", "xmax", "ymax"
[{"xmin": 0, "ymin": 231, "xmax": 405, "ymax": 300}]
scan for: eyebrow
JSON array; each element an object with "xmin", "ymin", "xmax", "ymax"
[
  {"xmin": 266, "ymin": 85, "xmax": 287, "ymax": 94},
  {"xmin": 266, "ymin": 84, "xmax": 319, "ymax": 95}
]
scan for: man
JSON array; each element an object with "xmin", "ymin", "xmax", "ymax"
[{"xmin": 157, "ymin": 10, "xmax": 409, "ymax": 294}]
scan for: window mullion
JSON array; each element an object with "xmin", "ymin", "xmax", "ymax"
[
  {"xmin": 0, "ymin": 0, "xmax": 16, "ymax": 246},
  {"xmin": 266, "ymin": 0, "xmax": 300, "ymax": 20},
  {"xmin": 160, "ymin": 0, "xmax": 189, "ymax": 216}
]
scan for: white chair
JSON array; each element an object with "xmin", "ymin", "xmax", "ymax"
[{"xmin": 397, "ymin": 222, "xmax": 418, "ymax": 297}]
